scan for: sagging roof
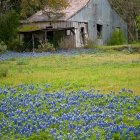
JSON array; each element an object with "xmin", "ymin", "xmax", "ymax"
[{"xmin": 27, "ymin": 0, "xmax": 90, "ymax": 22}]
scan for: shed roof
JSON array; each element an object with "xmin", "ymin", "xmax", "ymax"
[{"xmin": 27, "ymin": 0, "xmax": 90, "ymax": 22}]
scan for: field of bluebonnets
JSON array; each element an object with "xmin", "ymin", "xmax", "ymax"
[{"xmin": 0, "ymin": 47, "xmax": 140, "ymax": 140}]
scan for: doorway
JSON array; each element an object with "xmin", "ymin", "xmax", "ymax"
[
  {"xmin": 97, "ymin": 24, "xmax": 103, "ymax": 39},
  {"xmin": 47, "ymin": 31, "xmax": 54, "ymax": 43},
  {"xmin": 80, "ymin": 27, "xmax": 85, "ymax": 45}
]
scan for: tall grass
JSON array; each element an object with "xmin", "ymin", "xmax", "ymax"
[
  {"xmin": 0, "ymin": 50, "xmax": 140, "ymax": 94},
  {"xmin": 0, "ymin": 68, "xmax": 8, "ymax": 78}
]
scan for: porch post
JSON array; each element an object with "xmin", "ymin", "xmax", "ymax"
[
  {"xmin": 32, "ymin": 33, "xmax": 35, "ymax": 53},
  {"xmin": 45, "ymin": 31, "xmax": 47, "ymax": 43},
  {"xmin": 19, "ymin": 34, "xmax": 20, "ymax": 44}
]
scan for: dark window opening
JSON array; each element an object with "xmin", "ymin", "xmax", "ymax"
[
  {"xmin": 115, "ymin": 27, "xmax": 121, "ymax": 32},
  {"xmin": 47, "ymin": 31, "xmax": 54, "ymax": 43},
  {"xmin": 46, "ymin": 26, "xmax": 53, "ymax": 29},
  {"xmin": 22, "ymin": 33, "xmax": 41, "ymax": 51},
  {"xmin": 80, "ymin": 27, "xmax": 85, "ymax": 45},
  {"xmin": 97, "ymin": 24, "xmax": 102, "ymax": 39}
]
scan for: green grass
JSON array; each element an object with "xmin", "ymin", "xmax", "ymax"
[{"xmin": 0, "ymin": 48, "xmax": 140, "ymax": 94}]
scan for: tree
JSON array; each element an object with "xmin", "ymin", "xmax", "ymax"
[
  {"xmin": 20, "ymin": 0, "xmax": 68, "ymax": 19},
  {"xmin": 0, "ymin": 0, "xmax": 68, "ymax": 18},
  {"xmin": 109, "ymin": 0, "xmax": 140, "ymax": 41},
  {"xmin": 0, "ymin": 0, "xmax": 68, "ymax": 46},
  {"xmin": 0, "ymin": 11, "xmax": 19, "ymax": 44},
  {"xmin": 137, "ymin": 15, "xmax": 140, "ymax": 31},
  {"xmin": 0, "ymin": 0, "xmax": 21, "ymax": 14}
]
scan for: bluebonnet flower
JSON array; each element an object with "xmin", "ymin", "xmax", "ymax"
[{"xmin": 0, "ymin": 84, "xmax": 139, "ymax": 139}]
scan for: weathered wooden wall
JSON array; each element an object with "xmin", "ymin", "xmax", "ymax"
[{"xmin": 69, "ymin": 0, "xmax": 127, "ymax": 45}]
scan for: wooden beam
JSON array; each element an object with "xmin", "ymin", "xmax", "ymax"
[
  {"xmin": 32, "ymin": 33, "xmax": 35, "ymax": 53},
  {"xmin": 45, "ymin": 31, "xmax": 47, "ymax": 43}
]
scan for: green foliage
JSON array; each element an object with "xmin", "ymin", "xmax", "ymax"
[
  {"xmin": 37, "ymin": 42, "xmax": 56, "ymax": 52},
  {"xmin": 8, "ymin": 39, "xmax": 26, "ymax": 52},
  {"xmin": 109, "ymin": 0, "xmax": 140, "ymax": 41},
  {"xmin": 20, "ymin": 0, "xmax": 68, "ymax": 19},
  {"xmin": 0, "ymin": 41, "xmax": 7, "ymax": 53},
  {"xmin": 107, "ymin": 29, "xmax": 126, "ymax": 45},
  {"xmin": 0, "ymin": 68, "xmax": 8, "ymax": 78},
  {"xmin": 27, "ymin": 131, "xmax": 53, "ymax": 140},
  {"xmin": 0, "ymin": 0, "xmax": 68, "ymax": 19},
  {"xmin": 112, "ymin": 132, "xmax": 122, "ymax": 140},
  {"xmin": 17, "ymin": 59, "xmax": 29, "ymax": 65},
  {"xmin": 0, "ymin": 51, "xmax": 140, "ymax": 94},
  {"xmin": 0, "ymin": 11, "xmax": 19, "ymax": 45},
  {"xmin": 19, "ymin": 25, "xmax": 40, "ymax": 32},
  {"xmin": 137, "ymin": 15, "xmax": 140, "ymax": 31}
]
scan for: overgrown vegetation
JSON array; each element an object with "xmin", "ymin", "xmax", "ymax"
[
  {"xmin": 0, "ymin": 41, "xmax": 7, "ymax": 53},
  {"xmin": 107, "ymin": 29, "xmax": 126, "ymax": 45},
  {"xmin": 59, "ymin": 37, "xmax": 75, "ymax": 49},
  {"xmin": 0, "ymin": 68, "xmax": 8, "ymax": 78},
  {"xmin": 37, "ymin": 42, "xmax": 56, "ymax": 52},
  {"xmin": 0, "ymin": 11, "xmax": 19, "ymax": 46},
  {"xmin": 8, "ymin": 39, "xmax": 26, "ymax": 52},
  {"xmin": 0, "ymin": 0, "xmax": 68, "ymax": 51},
  {"xmin": 137, "ymin": 15, "xmax": 140, "ymax": 31},
  {"xmin": 18, "ymin": 25, "xmax": 41, "ymax": 32},
  {"xmin": 84, "ymin": 40, "xmax": 97, "ymax": 49},
  {"xmin": 109, "ymin": 0, "xmax": 140, "ymax": 41}
]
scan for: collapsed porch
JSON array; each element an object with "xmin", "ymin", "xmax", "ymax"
[{"xmin": 19, "ymin": 21, "xmax": 88, "ymax": 51}]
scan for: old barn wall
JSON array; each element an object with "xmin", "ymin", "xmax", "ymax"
[
  {"xmin": 20, "ymin": 0, "xmax": 127, "ymax": 48},
  {"xmin": 69, "ymin": 0, "xmax": 127, "ymax": 45}
]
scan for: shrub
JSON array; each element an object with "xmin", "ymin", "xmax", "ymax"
[
  {"xmin": 0, "ymin": 11, "xmax": 19, "ymax": 45},
  {"xmin": 107, "ymin": 29, "xmax": 126, "ymax": 45},
  {"xmin": 137, "ymin": 15, "xmax": 140, "ymax": 31},
  {"xmin": 8, "ymin": 39, "xmax": 25, "ymax": 52},
  {"xmin": 0, "ymin": 68, "xmax": 8, "ymax": 78},
  {"xmin": 0, "ymin": 41, "xmax": 7, "ymax": 53},
  {"xmin": 37, "ymin": 42, "xmax": 56, "ymax": 52}
]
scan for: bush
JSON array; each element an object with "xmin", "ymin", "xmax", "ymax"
[
  {"xmin": 37, "ymin": 42, "xmax": 56, "ymax": 52},
  {"xmin": 0, "ymin": 41, "xmax": 7, "ymax": 53},
  {"xmin": 8, "ymin": 39, "xmax": 25, "ymax": 52},
  {"xmin": 137, "ymin": 15, "xmax": 140, "ymax": 31},
  {"xmin": 107, "ymin": 29, "xmax": 126, "ymax": 45},
  {"xmin": 0, "ymin": 11, "xmax": 19, "ymax": 45},
  {"xmin": 0, "ymin": 68, "xmax": 8, "ymax": 78}
]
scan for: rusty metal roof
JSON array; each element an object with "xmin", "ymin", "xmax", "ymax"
[{"xmin": 27, "ymin": 0, "xmax": 90, "ymax": 22}]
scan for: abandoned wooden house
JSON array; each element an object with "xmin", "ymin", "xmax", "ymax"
[{"xmin": 19, "ymin": 0, "xmax": 127, "ymax": 50}]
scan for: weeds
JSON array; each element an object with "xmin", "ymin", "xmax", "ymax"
[
  {"xmin": 107, "ymin": 29, "xmax": 126, "ymax": 45},
  {"xmin": 17, "ymin": 59, "xmax": 29, "ymax": 65},
  {"xmin": 0, "ymin": 68, "xmax": 8, "ymax": 78}
]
